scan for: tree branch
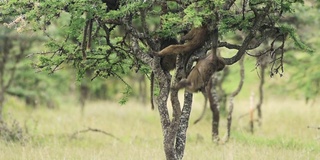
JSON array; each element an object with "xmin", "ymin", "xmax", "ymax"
[
  {"xmin": 222, "ymin": 3, "xmax": 271, "ymax": 65},
  {"xmin": 70, "ymin": 127, "xmax": 121, "ymax": 141},
  {"xmin": 224, "ymin": 55, "xmax": 245, "ymax": 142}
]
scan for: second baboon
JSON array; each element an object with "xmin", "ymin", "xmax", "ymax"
[{"xmin": 173, "ymin": 49, "xmax": 225, "ymax": 93}]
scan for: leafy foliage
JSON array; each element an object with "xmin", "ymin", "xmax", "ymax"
[
  {"xmin": 276, "ymin": 2, "xmax": 320, "ymax": 101},
  {"xmin": 1, "ymin": 0, "xmax": 309, "ymax": 74},
  {"xmin": 281, "ymin": 24, "xmax": 313, "ymax": 53}
]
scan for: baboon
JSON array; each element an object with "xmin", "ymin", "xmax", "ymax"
[
  {"xmin": 173, "ymin": 49, "xmax": 225, "ymax": 93},
  {"xmin": 156, "ymin": 25, "xmax": 208, "ymax": 57},
  {"xmin": 150, "ymin": 25, "xmax": 209, "ymax": 109},
  {"xmin": 159, "ymin": 38, "xmax": 179, "ymax": 71},
  {"xmin": 101, "ymin": 0, "xmax": 120, "ymax": 10}
]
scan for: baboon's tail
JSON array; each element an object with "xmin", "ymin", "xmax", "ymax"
[{"xmin": 150, "ymin": 72, "xmax": 155, "ymax": 110}]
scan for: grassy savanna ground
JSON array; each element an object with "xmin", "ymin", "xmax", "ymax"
[{"xmin": 0, "ymin": 96, "xmax": 319, "ymax": 160}]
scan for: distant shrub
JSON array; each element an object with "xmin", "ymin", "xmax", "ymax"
[{"xmin": 0, "ymin": 117, "xmax": 26, "ymax": 144}]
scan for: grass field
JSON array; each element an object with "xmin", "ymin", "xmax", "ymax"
[{"xmin": 0, "ymin": 96, "xmax": 319, "ymax": 160}]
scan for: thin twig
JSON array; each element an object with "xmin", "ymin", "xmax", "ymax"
[
  {"xmin": 70, "ymin": 127, "xmax": 121, "ymax": 141},
  {"xmin": 307, "ymin": 126, "xmax": 320, "ymax": 130}
]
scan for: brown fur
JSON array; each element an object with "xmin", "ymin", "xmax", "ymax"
[
  {"xmin": 157, "ymin": 26, "xmax": 208, "ymax": 56},
  {"xmin": 160, "ymin": 54, "xmax": 177, "ymax": 71},
  {"xmin": 173, "ymin": 50, "xmax": 225, "ymax": 93},
  {"xmin": 159, "ymin": 38, "xmax": 179, "ymax": 71},
  {"xmin": 102, "ymin": 0, "xmax": 119, "ymax": 10}
]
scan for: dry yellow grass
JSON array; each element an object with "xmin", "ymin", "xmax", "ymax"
[{"xmin": 0, "ymin": 96, "xmax": 319, "ymax": 160}]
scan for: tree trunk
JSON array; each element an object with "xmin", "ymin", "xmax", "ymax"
[
  {"xmin": 79, "ymin": 83, "xmax": 89, "ymax": 116},
  {"xmin": 208, "ymin": 75, "xmax": 220, "ymax": 142},
  {"xmin": 249, "ymin": 91, "xmax": 255, "ymax": 134},
  {"xmin": 216, "ymin": 67, "xmax": 229, "ymax": 115},
  {"xmin": 0, "ymin": 92, "xmax": 4, "ymax": 122},
  {"xmin": 208, "ymin": 29, "xmax": 221, "ymax": 143},
  {"xmin": 0, "ymin": 37, "xmax": 6, "ymax": 122},
  {"xmin": 225, "ymin": 55, "xmax": 245, "ymax": 142},
  {"xmin": 256, "ymin": 64, "xmax": 265, "ymax": 126},
  {"xmin": 156, "ymin": 75, "xmax": 174, "ymax": 160},
  {"xmin": 0, "ymin": 63, "xmax": 4, "ymax": 122},
  {"xmin": 130, "ymin": 30, "xmax": 182, "ymax": 160},
  {"xmin": 175, "ymin": 92, "xmax": 192, "ymax": 160},
  {"xmin": 153, "ymin": 53, "xmax": 177, "ymax": 160},
  {"xmin": 154, "ymin": 52, "xmax": 194, "ymax": 160}
]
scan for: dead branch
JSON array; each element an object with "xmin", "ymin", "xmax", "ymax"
[
  {"xmin": 238, "ymin": 107, "xmax": 256, "ymax": 120},
  {"xmin": 256, "ymin": 62, "xmax": 265, "ymax": 126},
  {"xmin": 223, "ymin": 54, "xmax": 245, "ymax": 142},
  {"xmin": 70, "ymin": 127, "xmax": 121, "ymax": 141},
  {"xmin": 307, "ymin": 126, "xmax": 320, "ymax": 130}
]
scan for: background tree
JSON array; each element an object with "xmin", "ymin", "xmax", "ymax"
[
  {"xmin": 0, "ymin": 20, "xmax": 34, "ymax": 121},
  {"xmin": 282, "ymin": 1, "xmax": 320, "ymax": 102}
]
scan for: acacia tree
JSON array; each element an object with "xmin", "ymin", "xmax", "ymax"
[
  {"xmin": 0, "ymin": 21, "xmax": 36, "ymax": 121},
  {"xmin": 1, "ymin": 0, "xmax": 311, "ymax": 159}
]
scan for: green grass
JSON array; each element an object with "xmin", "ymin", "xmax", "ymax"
[{"xmin": 0, "ymin": 96, "xmax": 319, "ymax": 160}]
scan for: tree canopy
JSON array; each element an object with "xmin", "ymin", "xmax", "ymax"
[{"xmin": 1, "ymin": 0, "xmax": 311, "ymax": 78}]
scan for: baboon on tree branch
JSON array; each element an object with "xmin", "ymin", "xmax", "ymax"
[
  {"xmin": 151, "ymin": 25, "xmax": 210, "ymax": 109},
  {"xmin": 173, "ymin": 49, "xmax": 225, "ymax": 93},
  {"xmin": 156, "ymin": 25, "xmax": 208, "ymax": 57}
]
